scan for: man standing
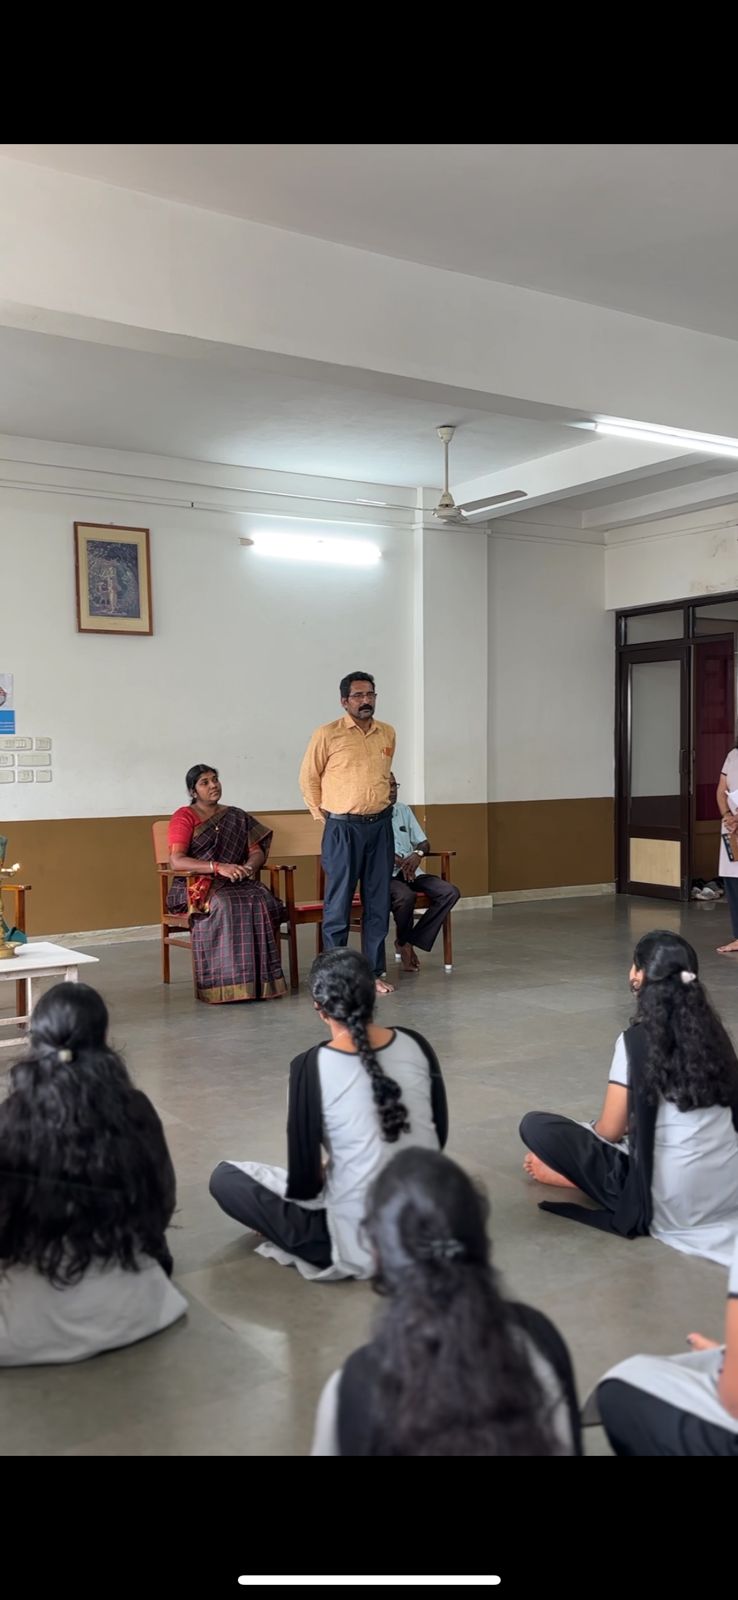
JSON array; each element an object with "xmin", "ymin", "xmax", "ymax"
[
  {"xmin": 389, "ymin": 773, "xmax": 460, "ymax": 971},
  {"xmin": 300, "ymin": 672, "xmax": 396, "ymax": 993}
]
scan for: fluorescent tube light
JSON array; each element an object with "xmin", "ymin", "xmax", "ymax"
[
  {"xmin": 582, "ymin": 419, "xmax": 738, "ymax": 460},
  {"xmin": 247, "ymin": 532, "xmax": 381, "ymax": 566},
  {"xmin": 355, "ymin": 498, "xmax": 388, "ymax": 506}
]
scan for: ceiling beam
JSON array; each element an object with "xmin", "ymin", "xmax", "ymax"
[{"xmin": 6, "ymin": 155, "xmax": 738, "ymax": 444}]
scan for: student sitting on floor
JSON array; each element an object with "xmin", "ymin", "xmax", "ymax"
[
  {"xmin": 591, "ymin": 1229, "xmax": 738, "ymax": 1455},
  {"xmin": 519, "ymin": 930, "xmax": 738, "ymax": 1265},
  {"xmin": 0, "ymin": 983, "xmax": 186, "ymax": 1365},
  {"xmin": 209, "ymin": 947, "xmax": 447, "ymax": 1281},
  {"xmin": 310, "ymin": 1147, "xmax": 582, "ymax": 1455}
]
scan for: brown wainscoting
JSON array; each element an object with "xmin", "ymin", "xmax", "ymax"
[
  {"xmin": 3, "ymin": 816, "xmax": 169, "ymax": 936},
  {"xmin": 414, "ymin": 803, "xmax": 489, "ymax": 897},
  {"xmin": 1, "ymin": 813, "xmax": 327, "ymax": 936},
  {"xmin": 3, "ymin": 798, "xmax": 615, "ymax": 936},
  {"xmin": 488, "ymin": 797, "xmax": 614, "ymax": 893}
]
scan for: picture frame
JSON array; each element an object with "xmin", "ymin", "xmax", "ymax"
[{"xmin": 74, "ymin": 523, "xmax": 153, "ymax": 636}]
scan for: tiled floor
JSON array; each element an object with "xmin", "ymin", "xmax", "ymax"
[{"xmin": 2, "ymin": 893, "xmax": 735, "ymax": 1455}]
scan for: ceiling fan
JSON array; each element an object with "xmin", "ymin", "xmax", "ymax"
[{"xmin": 432, "ymin": 425, "xmax": 527, "ymax": 523}]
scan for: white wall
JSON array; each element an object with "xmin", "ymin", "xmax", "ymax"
[
  {"xmin": 488, "ymin": 535, "xmax": 613, "ymax": 801},
  {"xmin": 416, "ymin": 526, "xmax": 488, "ymax": 805},
  {"xmin": 605, "ymin": 503, "xmax": 738, "ymax": 610},
  {"xmin": 0, "ymin": 486, "xmax": 416, "ymax": 820}
]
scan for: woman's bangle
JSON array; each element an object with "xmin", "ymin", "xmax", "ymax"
[{"xmin": 211, "ymin": 861, "xmax": 217, "ymax": 876}]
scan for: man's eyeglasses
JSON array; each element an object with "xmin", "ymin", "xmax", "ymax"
[{"xmin": 347, "ymin": 691, "xmax": 376, "ymax": 700}]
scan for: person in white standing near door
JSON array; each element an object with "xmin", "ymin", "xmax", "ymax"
[{"xmin": 716, "ymin": 745, "xmax": 738, "ymax": 953}]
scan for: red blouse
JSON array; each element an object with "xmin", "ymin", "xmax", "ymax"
[{"xmin": 168, "ymin": 806, "xmax": 198, "ymax": 850}]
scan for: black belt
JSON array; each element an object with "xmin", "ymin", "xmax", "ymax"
[{"xmin": 328, "ymin": 806, "xmax": 392, "ymax": 824}]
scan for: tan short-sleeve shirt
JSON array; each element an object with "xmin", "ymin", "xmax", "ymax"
[{"xmin": 299, "ymin": 715, "xmax": 396, "ymax": 820}]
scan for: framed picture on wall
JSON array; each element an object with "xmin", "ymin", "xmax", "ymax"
[{"xmin": 74, "ymin": 523, "xmax": 153, "ymax": 636}]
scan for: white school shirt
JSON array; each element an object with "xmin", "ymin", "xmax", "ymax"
[
  {"xmin": 230, "ymin": 1031, "xmax": 441, "ymax": 1282},
  {"xmin": 0, "ymin": 1256, "xmax": 187, "ymax": 1366},
  {"xmin": 609, "ymin": 1033, "xmax": 738, "ymax": 1266},
  {"xmin": 719, "ymin": 748, "xmax": 738, "ymax": 879},
  {"xmin": 591, "ymin": 1231, "xmax": 738, "ymax": 1434}
]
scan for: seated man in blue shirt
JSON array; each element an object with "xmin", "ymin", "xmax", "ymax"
[{"xmin": 390, "ymin": 773, "xmax": 460, "ymax": 972}]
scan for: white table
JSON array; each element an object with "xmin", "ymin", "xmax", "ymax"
[{"xmin": 0, "ymin": 941, "xmax": 100, "ymax": 1050}]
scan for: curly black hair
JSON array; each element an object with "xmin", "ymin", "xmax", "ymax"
[
  {"xmin": 309, "ymin": 948, "xmax": 410, "ymax": 1141},
  {"xmin": 361, "ymin": 1148, "xmax": 563, "ymax": 1455},
  {"xmin": 0, "ymin": 983, "xmax": 176, "ymax": 1287},
  {"xmin": 633, "ymin": 930, "xmax": 738, "ymax": 1111}
]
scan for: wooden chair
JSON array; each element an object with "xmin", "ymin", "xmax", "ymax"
[
  {"xmin": 316, "ymin": 852, "xmax": 457, "ymax": 970},
  {"xmin": 254, "ymin": 815, "xmax": 456, "ymax": 989},
  {"xmin": 153, "ymin": 816, "xmax": 457, "ymax": 996},
  {"xmin": 152, "ymin": 821, "xmax": 198, "ymax": 993},
  {"xmin": 153, "ymin": 813, "xmax": 326, "ymax": 996},
  {"xmin": 3, "ymin": 882, "xmax": 32, "ymax": 1018},
  {"xmin": 255, "ymin": 812, "xmax": 326, "ymax": 994}
]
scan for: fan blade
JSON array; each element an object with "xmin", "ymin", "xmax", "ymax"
[{"xmin": 458, "ymin": 491, "xmax": 527, "ymax": 517}]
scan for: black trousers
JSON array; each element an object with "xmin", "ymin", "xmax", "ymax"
[
  {"xmin": 724, "ymin": 875, "xmax": 738, "ymax": 937},
  {"xmin": 597, "ymin": 1378, "xmax": 738, "ymax": 1456},
  {"xmin": 519, "ymin": 1110, "xmax": 630, "ymax": 1210},
  {"xmin": 321, "ymin": 811, "xmax": 394, "ymax": 976},
  {"xmin": 209, "ymin": 1162, "xmax": 333, "ymax": 1270},
  {"xmin": 390, "ymin": 873, "xmax": 460, "ymax": 952}
]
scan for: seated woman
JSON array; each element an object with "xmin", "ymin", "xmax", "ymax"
[
  {"xmin": 0, "ymin": 983, "xmax": 186, "ymax": 1365},
  {"xmin": 209, "ymin": 947, "xmax": 447, "ymax": 1280},
  {"xmin": 310, "ymin": 1147, "xmax": 582, "ymax": 1455},
  {"xmin": 168, "ymin": 763, "xmax": 286, "ymax": 1004},
  {"xmin": 592, "ymin": 1229, "xmax": 738, "ymax": 1455},
  {"xmin": 519, "ymin": 930, "xmax": 738, "ymax": 1265}
]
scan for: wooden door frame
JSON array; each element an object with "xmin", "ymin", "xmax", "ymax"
[
  {"xmin": 615, "ymin": 641, "xmax": 690, "ymax": 899},
  {"xmin": 690, "ymin": 631, "xmax": 736, "ymax": 885}
]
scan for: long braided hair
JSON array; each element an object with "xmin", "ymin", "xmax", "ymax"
[{"xmin": 309, "ymin": 948, "xmax": 410, "ymax": 1142}]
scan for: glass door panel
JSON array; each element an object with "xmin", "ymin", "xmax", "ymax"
[{"xmin": 618, "ymin": 645, "xmax": 689, "ymax": 899}]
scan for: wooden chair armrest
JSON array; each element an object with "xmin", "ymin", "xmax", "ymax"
[
  {"xmin": 421, "ymin": 850, "xmax": 456, "ymax": 882},
  {"xmin": 267, "ymin": 861, "xmax": 298, "ymax": 874},
  {"xmin": 156, "ymin": 866, "xmax": 203, "ymax": 877},
  {"xmin": 3, "ymin": 882, "xmax": 32, "ymax": 893}
]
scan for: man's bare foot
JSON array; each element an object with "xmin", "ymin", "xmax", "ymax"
[
  {"xmin": 717, "ymin": 939, "xmax": 738, "ymax": 954},
  {"xmin": 375, "ymin": 977, "xmax": 395, "ymax": 994},
  {"xmin": 398, "ymin": 943, "xmax": 420, "ymax": 972},
  {"xmin": 523, "ymin": 1151, "xmax": 578, "ymax": 1188}
]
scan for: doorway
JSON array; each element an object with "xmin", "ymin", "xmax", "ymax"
[{"xmin": 616, "ymin": 597, "xmax": 738, "ymax": 899}]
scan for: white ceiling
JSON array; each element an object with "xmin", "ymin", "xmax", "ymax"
[
  {"xmin": 0, "ymin": 325, "xmax": 580, "ymax": 485},
  {"xmin": 5, "ymin": 143, "xmax": 738, "ymax": 338}
]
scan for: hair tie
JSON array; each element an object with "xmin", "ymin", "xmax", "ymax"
[
  {"xmin": 419, "ymin": 1237, "xmax": 465, "ymax": 1262},
  {"xmin": 680, "ymin": 971, "xmax": 697, "ymax": 985},
  {"xmin": 57, "ymin": 1048, "xmax": 74, "ymax": 1064}
]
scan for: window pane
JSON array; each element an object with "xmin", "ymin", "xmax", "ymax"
[
  {"xmin": 694, "ymin": 599, "xmax": 738, "ymax": 634},
  {"xmin": 626, "ymin": 609, "xmax": 684, "ymax": 643},
  {"xmin": 630, "ymin": 658, "xmax": 681, "ymax": 828}
]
